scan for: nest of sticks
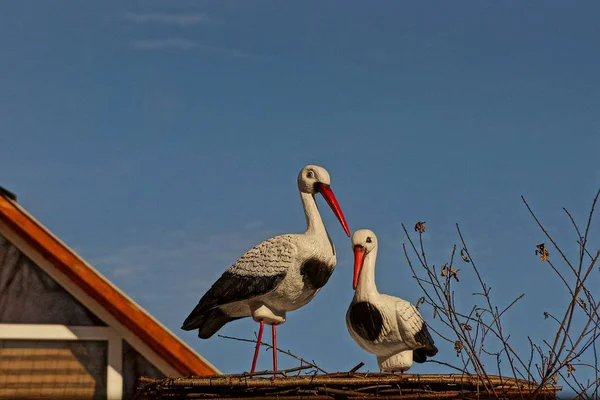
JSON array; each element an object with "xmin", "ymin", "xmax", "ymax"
[{"xmin": 135, "ymin": 365, "xmax": 561, "ymax": 399}]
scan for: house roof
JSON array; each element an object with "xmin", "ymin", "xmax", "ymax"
[{"xmin": 0, "ymin": 186, "xmax": 219, "ymax": 377}]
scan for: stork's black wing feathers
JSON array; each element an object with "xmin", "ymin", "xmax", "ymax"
[
  {"xmin": 412, "ymin": 324, "xmax": 438, "ymax": 363},
  {"xmin": 181, "ymin": 271, "xmax": 286, "ymax": 331},
  {"xmin": 181, "ymin": 235, "xmax": 296, "ymax": 336},
  {"xmin": 396, "ymin": 301, "xmax": 439, "ymax": 363}
]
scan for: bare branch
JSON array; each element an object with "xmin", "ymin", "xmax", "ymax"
[{"xmin": 218, "ymin": 334, "xmax": 328, "ymax": 374}]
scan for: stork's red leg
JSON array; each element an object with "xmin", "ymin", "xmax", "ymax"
[
  {"xmin": 250, "ymin": 320, "xmax": 264, "ymax": 374},
  {"xmin": 272, "ymin": 324, "xmax": 278, "ymax": 376}
]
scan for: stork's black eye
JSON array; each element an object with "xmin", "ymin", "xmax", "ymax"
[
  {"xmin": 307, "ymin": 170, "xmax": 315, "ymax": 178},
  {"xmin": 366, "ymin": 237, "xmax": 372, "ymax": 243}
]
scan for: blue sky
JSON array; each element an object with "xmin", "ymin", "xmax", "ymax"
[{"xmin": 1, "ymin": 0, "xmax": 599, "ymax": 390}]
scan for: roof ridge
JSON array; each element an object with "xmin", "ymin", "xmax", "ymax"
[{"xmin": 0, "ymin": 186, "xmax": 17, "ymax": 201}]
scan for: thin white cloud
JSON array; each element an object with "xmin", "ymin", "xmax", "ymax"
[
  {"xmin": 124, "ymin": 12, "xmax": 213, "ymax": 26},
  {"xmin": 130, "ymin": 39, "xmax": 254, "ymax": 58},
  {"xmin": 197, "ymin": 44, "xmax": 254, "ymax": 59},
  {"xmin": 243, "ymin": 221, "xmax": 265, "ymax": 231},
  {"xmin": 131, "ymin": 39, "xmax": 197, "ymax": 50}
]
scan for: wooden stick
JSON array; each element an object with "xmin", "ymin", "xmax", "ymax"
[
  {"xmin": 348, "ymin": 362, "xmax": 365, "ymax": 374},
  {"xmin": 143, "ymin": 390, "xmax": 557, "ymax": 400},
  {"xmin": 138, "ymin": 373, "xmax": 558, "ymax": 390},
  {"xmin": 218, "ymin": 334, "xmax": 328, "ymax": 374}
]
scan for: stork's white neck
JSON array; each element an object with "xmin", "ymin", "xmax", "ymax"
[
  {"xmin": 355, "ymin": 247, "xmax": 379, "ymax": 301},
  {"xmin": 300, "ymin": 191, "xmax": 328, "ymax": 237}
]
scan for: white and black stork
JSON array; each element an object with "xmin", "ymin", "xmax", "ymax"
[
  {"xmin": 182, "ymin": 165, "xmax": 350, "ymax": 374},
  {"xmin": 346, "ymin": 229, "xmax": 438, "ymax": 373}
]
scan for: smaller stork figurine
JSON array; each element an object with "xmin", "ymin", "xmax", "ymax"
[{"xmin": 346, "ymin": 229, "xmax": 438, "ymax": 373}]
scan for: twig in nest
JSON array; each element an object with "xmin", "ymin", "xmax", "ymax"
[
  {"xmin": 348, "ymin": 362, "xmax": 365, "ymax": 374},
  {"xmin": 226, "ymin": 365, "xmax": 314, "ymax": 378},
  {"xmin": 426, "ymin": 359, "xmax": 471, "ymax": 375},
  {"xmin": 218, "ymin": 334, "xmax": 328, "ymax": 374}
]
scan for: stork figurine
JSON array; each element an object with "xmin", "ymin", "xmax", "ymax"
[
  {"xmin": 182, "ymin": 165, "xmax": 350, "ymax": 374},
  {"xmin": 346, "ymin": 229, "xmax": 438, "ymax": 373}
]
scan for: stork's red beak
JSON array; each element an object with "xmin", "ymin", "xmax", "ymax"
[
  {"xmin": 353, "ymin": 245, "xmax": 366, "ymax": 290},
  {"xmin": 317, "ymin": 184, "xmax": 350, "ymax": 237}
]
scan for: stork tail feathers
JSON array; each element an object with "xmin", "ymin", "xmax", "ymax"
[
  {"xmin": 426, "ymin": 343, "xmax": 439, "ymax": 356},
  {"xmin": 182, "ymin": 308, "xmax": 241, "ymax": 339},
  {"xmin": 413, "ymin": 343, "xmax": 439, "ymax": 363}
]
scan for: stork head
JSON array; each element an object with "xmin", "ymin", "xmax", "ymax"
[
  {"xmin": 351, "ymin": 229, "xmax": 377, "ymax": 290},
  {"xmin": 298, "ymin": 164, "xmax": 350, "ymax": 237}
]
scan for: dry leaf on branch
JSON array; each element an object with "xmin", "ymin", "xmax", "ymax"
[
  {"xmin": 576, "ymin": 297, "xmax": 587, "ymax": 311},
  {"xmin": 460, "ymin": 248, "xmax": 470, "ymax": 262},
  {"xmin": 414, "ymin": 221, "xmax": 426, "ymax": 233},
  {"xmin": 567, "ymin": 364, "xmax": 576, "ymax": 377},
  {"xmin": 535, "ymin": 243, "xmax": 549, "ymax": 261},
  {"xmin": 454, "ymin": 340, "xmax": 464, "ymax": 355},
  {"xmin": 460, "ymin": 323, "xmax": 472, "ymax": 331},
  {"xmin": 441, "ymin": 264, "xmax": 460, "ymax": 282}
]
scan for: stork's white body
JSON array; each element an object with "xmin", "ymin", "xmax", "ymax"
[
  {"xmin": 347, "ymin": 292, "xmax": 426, "ymax": 371},
  {"xmin": 182, "ymin": 165, "xmax": 349, "ymax": 344},
  {"xmin": 346, "ymin": 230, "xmax": 437, "ymax": 373},
  {"xmin": 218, "ymin": 230, "xmax": 337, "ymax": 325}
]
